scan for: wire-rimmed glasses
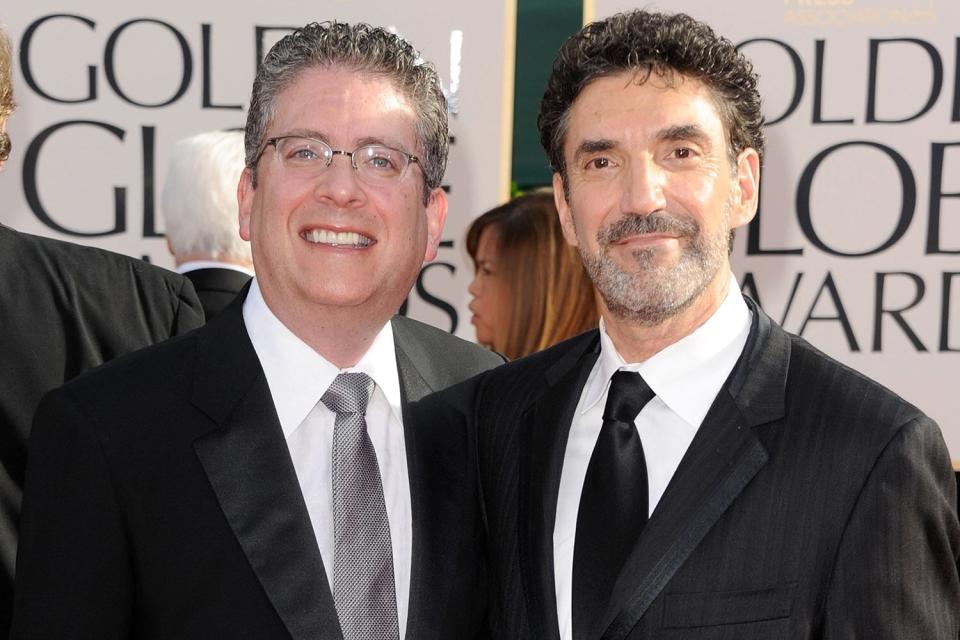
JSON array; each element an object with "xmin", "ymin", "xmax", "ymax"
[{"xmin": 255, "ymin": 135, "xmax": 421, "ymax": 187}]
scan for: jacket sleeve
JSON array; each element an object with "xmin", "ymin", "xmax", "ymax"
[
  {"xmin": 10, "ymin": 388, "xmax": 133, "ymax": 639},
  {"xmin": 823, "ymin": 415, "xmax": 960, "ymax": 638}
]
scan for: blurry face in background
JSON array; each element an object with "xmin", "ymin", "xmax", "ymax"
[{"xmin": 468, "ymin": 225, "xmax": 509, "ymax": 348}]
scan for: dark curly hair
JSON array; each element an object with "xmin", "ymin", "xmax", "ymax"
[
  {"xmin": 245, "ymin": 21, "xmax": 447, "ymax": 204},
  {"xmin": 538, "ymin": 10, "xmax": 765, "ymax": 183}
]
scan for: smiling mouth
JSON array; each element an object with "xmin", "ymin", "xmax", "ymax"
[{"xmin": 302, "ymin": 229, "xmax": 374, "ymax": 248}]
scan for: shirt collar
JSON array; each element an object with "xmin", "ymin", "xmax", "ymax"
[
  {"xmin": 178, "ymin": 260, "xmax": 255, "ymax": 277},
  {"xmin": 581, "ymin": 274, "xmax": 751, "ymax": 427},
  {"xmin": 242, "ymin": 278, "xmax": 402, "ymax": 438}
]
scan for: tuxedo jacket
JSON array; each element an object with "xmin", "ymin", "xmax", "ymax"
[
  {"xmin": 184, "ymin": 267, "xmax": 251, "ymax": 320},
  {"xmin": 477, "ymin": 298, "xmax": 960, "ymax": 640},
  {"xmin": 11, "ymin": 295, "xmax": 503, "ymax": 640},
  {"xmin": 0, "ymin": 225, "xmax": 204, "ymax": 634}
]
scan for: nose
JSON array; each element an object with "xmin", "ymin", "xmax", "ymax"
[
  {"xmin": 468, "ymin": 271, "xmax": 481, "ymax": 298},
  {"xmin": 620, "ymin": 156, "xmax": 666, "ymax": 215},
  {"xmin": 312, "ymin": 154, "xmax": 364, "ymax": 208}
]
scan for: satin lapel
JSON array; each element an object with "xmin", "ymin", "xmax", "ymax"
[
  {"xmin": 519, "ymin": 335, "xmax": 600, "ymax": 640},
  {"xmin": 599, "ymin": 299, "xmax": 790, "ymax": 640},
  {"xmin": 191, "ymin": 298, "xmax": 342, "ymax": 640},
  {"xmin": 599, "ymin": 390, "xmax": 767, "ymax": 640}
]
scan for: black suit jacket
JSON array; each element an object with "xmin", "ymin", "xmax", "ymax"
[
  {"xmin": 478, "ymin": 298, "xmax": 960, "ymax": 639},
  {"xmin": 184, "ymin": 267, "xmax": 251, "ymax": 320},
  {"xmin": 11, "ymin": 294, "xmax": 503, "ymax": 639},
  {"xmin": 0, "ymin": 225, "xmax": 204, "ymax": 634}
]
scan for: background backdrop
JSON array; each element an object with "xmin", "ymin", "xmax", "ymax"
[
  {"xmin": 2, "ymin": 0, "xmax": 957, "ymax": 463},
  {"xmin": 0, "ymin": 0, "xmax": 515, "ymax": 338}
]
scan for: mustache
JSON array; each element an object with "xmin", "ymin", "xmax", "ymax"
[{"xmin": 597, "ymin": 211, "xmax": 699, "ymax": 245}]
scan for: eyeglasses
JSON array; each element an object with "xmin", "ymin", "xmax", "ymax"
[
  {"xmin": 255, "ymin": 135, "xmax": 421, "ymax": 186},
  {"xmin": 0, "ymin": 132, "xmax": 10, "ymax": 163}
]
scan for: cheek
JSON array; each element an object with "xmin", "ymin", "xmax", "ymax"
[{"xmin": 490, "ymin": 283, "xmax": 512, "ymax": 329}]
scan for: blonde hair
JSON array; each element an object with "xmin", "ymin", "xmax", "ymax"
[
  {"xmin": 0, "ymin": 28, "xmax": 14, "ymax": 121},
  {"xmin": 467, "ymin": 190, "xmax": 598, "ymax": 359}
]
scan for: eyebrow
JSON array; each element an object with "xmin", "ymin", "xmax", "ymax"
[
  {"xmin": 573, "ymin": 138, "xmax": 616, "ymax": 164},
  {"xmin": 273, "ymin": 129, "xmax": 409, "ymax": 152},
  {"xmin": 657, "ymin": 124, "xmax": 711, "ymax": 149},
  {"xmin": 275, "ymin": 128, "xmax": 330, "ymax": 143}
]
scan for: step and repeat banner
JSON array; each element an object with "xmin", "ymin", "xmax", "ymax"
[
  {"xmin": 591, "ymin": 0, "xmax": 960, "ymax": 461},
  {"xmin": 0, "ymin": 0, "xmax": 515, "ymax": 341}
]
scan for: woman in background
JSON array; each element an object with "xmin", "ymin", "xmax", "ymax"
[{"xmin": 467, "ymin": 189, "xmax": 598, "ymax": 360}]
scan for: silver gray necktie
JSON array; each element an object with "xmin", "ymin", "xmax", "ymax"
[{"xmin": 321, "ymin": 372, "xmax": 399, "ymax": 640}]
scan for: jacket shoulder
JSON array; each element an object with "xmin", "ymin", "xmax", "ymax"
[
  {"xmin": 392, "ymin": 315, "xmax": 504, "ymax": 379},
  {"xmin": 5, "ymin": 227, "xmax": 186, "ymax": 288}
]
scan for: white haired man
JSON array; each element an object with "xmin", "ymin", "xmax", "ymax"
[{"xmin": 162, "ymin": 129, "xmax": 254, "ymax": 319}]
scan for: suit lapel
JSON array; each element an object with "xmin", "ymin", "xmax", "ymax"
[
  {"xmin": 599, "ymin": 300, "xmax": 791, "ymax": 640},
  {"xmin": 190, "ymin": 297, "xmax": 342, "ymax": 640},
  {"xmin": 519, "ymin": 334, "xmax": 600, "ymax": 640}
]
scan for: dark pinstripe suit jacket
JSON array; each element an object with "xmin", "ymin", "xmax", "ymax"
[{"xmin": 477, "ymin": 297, "xmax": 960, "ymax": 639}]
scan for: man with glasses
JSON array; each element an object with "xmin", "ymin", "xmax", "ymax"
[
  {"xmin": 0, "ymin": 26, "xmax": 205, "ymax": 637},
  {"xmin": 12, "ymin": 22, "xmax": 501, "ymax": 640}
]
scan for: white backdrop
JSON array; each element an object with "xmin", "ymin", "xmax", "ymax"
[
  {"xmin": 1, "ymin": 0, "xmax": 515, "ymax": 340},
  {"xmin": 589, "ymin": 0, "xmax": 960, "ymax": 461}
]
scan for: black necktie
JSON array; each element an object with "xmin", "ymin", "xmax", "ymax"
[{"xmin": 572, "ymin": 370, "xmax": 655, "ymax": 640}]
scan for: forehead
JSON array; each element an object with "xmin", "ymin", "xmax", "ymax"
[
  {"xmin": 564, "ymin": 70, "xmax": 726, "ymax": 152},
  {"xmin": 269, "ymin": 66, "xmax": 418, "ymax": 148}
]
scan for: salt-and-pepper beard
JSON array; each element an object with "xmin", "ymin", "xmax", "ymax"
[{"xmin": 577, "ymin": 203, "xmax": 732, "ymax": 326}]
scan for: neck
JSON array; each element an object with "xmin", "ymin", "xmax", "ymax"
[
  {"xmin": 602, "ymin": 266, "xmax": 733, "ymax": 364},
  {"xmin": 260, "ymin": 290, "xmax": 394, "ymax": 369}
]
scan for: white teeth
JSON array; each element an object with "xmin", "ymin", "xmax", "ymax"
[{"xmin": 303, "ymin": 229, "xmax": 373, "ymax": 247}]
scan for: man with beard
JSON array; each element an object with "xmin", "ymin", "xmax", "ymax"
[{"xmin": 476, "ymin": 10, "xmax": 959, "ymax": 640}]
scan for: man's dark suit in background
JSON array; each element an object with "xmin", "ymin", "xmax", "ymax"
[
  {"xmin": 184, "ymin": 267, "xmax": 251, "ymax": 320},
  {"xmin": 0, "ymin": 225, "xmax": 204, "ymax": 633},
  {"xmin": 13, "ymin": 298, "xmax": 498, "ymax": 639}
]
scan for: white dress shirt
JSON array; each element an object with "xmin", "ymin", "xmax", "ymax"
[
  {"xmin": 243, "ymin": 279, "xmax": 412, "ymax": 638},
  {"xmin": 553, "ymin": 275, "xmax": 751, "ymax": 640},
  {"xmin": 176, "ymin": 259, "xmax": 255, "ymax": 276}
]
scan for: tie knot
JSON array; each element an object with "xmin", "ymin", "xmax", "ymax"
[
  {"xmin": 322, "ymin": 372, "xmax": 375, "ymax": 416},
  {"xmin": 603, "ymin": 370, "xmax": 655, "ymax": 423}
]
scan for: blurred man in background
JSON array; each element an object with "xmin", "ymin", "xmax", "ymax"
[{"xmin": 162, "ymin": 129, "xmax": 254, "ymax": 320}]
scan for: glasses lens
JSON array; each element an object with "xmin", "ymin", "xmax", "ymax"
[
  {"xmin": 0, "ymin": 132, "xmax": 10, "ymax": 162},
  {"xmin": 276, "ymin": 136, "xmax": 331, "ymax": 170},
  {"xmin": 354, "ymin": 145, "xmax": 408, "ymax": 182}
]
